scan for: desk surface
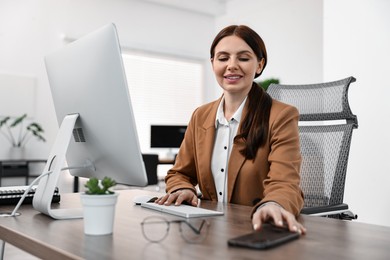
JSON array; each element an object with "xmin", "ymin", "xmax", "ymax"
[{"xmin": 0, "ymin": 189, "xmax": 389, "ymax": 260}]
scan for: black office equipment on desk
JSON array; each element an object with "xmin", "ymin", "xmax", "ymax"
[
  {"xmin": 0, "ymin": 185, "xmax": 60, "ymax": 205},
  {"xmin": 228, "ymin": 224, "xmax": 299, "ymax": 249},
  {"xmin": 150, "ymin": 125, "xmax": 187, "ymax": 148}
]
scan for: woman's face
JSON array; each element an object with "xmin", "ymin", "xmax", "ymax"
[{"xmin": 211, "ymin": 35, "xmax": 264, "ymax": 97}]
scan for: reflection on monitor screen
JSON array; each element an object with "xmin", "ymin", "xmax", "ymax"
[{"xmin": 33, "ymin": 23, "xmax": 148, "ymax": 220}]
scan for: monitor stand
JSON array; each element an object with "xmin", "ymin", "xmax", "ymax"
[{"xmin": 33, "ymin": 114, "xmax": 85, "ymax": 219}]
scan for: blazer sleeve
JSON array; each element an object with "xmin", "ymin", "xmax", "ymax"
[
  {"xmin": 256, "ymin": 102, "xmax": 304, "ymax": 216},
  {"xmin": 164, "ymin": 108, "xmax": 199, "ymax": 195}
]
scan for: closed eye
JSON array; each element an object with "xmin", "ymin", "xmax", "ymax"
[{"xmin": 217, "ymin": 57, "xmax": 229, "ymax": 62}]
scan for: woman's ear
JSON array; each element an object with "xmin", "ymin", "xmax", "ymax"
[{"xmin": 256, "ymin": 58, "xmax": 265, "ymax": 75}]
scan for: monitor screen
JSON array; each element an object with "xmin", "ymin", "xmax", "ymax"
[
  {"xmin": 33, "ymin": 23, "xmax": 148, "ymax": 219},
  {"xmin": 151, "ymin": 125, "xmax": 187, "ymax": 148}
]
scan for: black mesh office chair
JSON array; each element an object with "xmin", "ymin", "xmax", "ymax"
[{"xmin": 267, "ymin": 76, "xmax": 358, "ymax": 219}]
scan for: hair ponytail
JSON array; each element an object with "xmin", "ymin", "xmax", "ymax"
[{"xmin": 235, "ymin": 83, "xmax": 272, "ymax": 160}]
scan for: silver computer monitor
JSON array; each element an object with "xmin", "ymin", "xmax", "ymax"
[{"xmin": 33, "ymin": 23, "xmax": 148, "ymax": 219}]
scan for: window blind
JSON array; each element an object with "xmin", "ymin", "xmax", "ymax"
[{"xmin": 122, "ymin": 53, "xmax": 204, "ymax": 153}]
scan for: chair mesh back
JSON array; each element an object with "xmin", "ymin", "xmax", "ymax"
[
  {"xmin": 299, "ymin": 124, "xmax": 354, "ymax": 207},
  {"xmin": 267, "ymin": 77, "xmax": 357, "ymax": 126},
  {"xmin": 267, "ymin": 76, "xmax": 357, "ymax": 208}
]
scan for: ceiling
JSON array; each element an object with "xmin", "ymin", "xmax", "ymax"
[{"xmin": 137, "ymin": 0, "xmax": 230, "ymax": 16}]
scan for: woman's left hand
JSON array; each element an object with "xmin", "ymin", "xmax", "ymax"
[{"xmin": 252, "ymin": 203, "xmax": 306, "ymax": 234}]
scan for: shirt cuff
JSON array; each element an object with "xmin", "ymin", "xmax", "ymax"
[{"xmin": 256, "ymin": 201, "xmax": 283, "ymax": 212}]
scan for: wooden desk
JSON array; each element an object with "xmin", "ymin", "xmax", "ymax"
[{"xmin": 0, "ymin": 190, "xmax": 389, "ymax": 260}]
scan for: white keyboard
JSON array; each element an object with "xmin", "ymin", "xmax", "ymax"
[{"xmin": 141, "ymin": 202, "xmax": 224, "ymax": 218}]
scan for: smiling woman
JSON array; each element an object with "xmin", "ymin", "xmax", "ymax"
[{"xmin": 155, "ymin": 25, "xmax": 306, "ymax": 235}]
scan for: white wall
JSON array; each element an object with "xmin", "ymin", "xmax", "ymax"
[
  {"xmin": 219, "ymin": 0, "xmax": 390, "ymax": 227},
  {"xmin": 0, "ymin": 0, "xmax": 216, "ymax": 192},
  {"xmin": 1, "ymin": 0, "xmax": 388, "ymax": 227},
  {"xmin": 216, "ymin": 0, "xmax": 323, "ymax": 85},
  {"xmin": 324, "ymin": 0, "xmax": 390, "ymax": 227},
  {"xmin": 0, "ymin": 0, "xmax": 216, "ymax": 160}
]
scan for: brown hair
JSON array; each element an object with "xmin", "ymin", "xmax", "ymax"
[{"xmin": 210, "ymin": 25, "xmax": 272, "ymax": 160}]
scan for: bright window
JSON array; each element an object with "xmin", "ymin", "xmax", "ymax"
[{"xmin": 122, "ymin": 52, "xmax": 204, "ymax": 154}]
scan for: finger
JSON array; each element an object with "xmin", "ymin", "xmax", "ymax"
[
  {"xmin": 252, "ymin": 210, "xmax": 264, "ymax": 231},
  {"xmin": 284, "ymin": 218, "xmax": 306, "ymax": 234},
  {"xmin": 174, "ymin": 190, "xmax": 196, "ymax": 206},
  {"xmin": 190, "ymin": 194, "xmax": 198, "ymax": 206},
  {"xmin": 258, "ymin": 204, "xmax": 284, "ymax": 226},
  {"xmin": 267, "ymin": 208, "xmax": 284, "ymax": 228},
  {"xmin": 155, "ymin": 193, "xmax": 169, "ymax": 204},
  {"xmin": 280, "ymin": 209, "xmax": 306, "ymax": 234},
  {"xmin": 164, "ymin": 193, "xmax": 179, "ymax": 205},
  {"xmin": 174, "ymin": 191, "xmax": 186, "ymax": 206},
  {"xmin": 300, "ymin": 225, "xmax": 307, "ymax": 235},
  {"xmin": 280, "ymin": 209, "xmax": 297, "ymax": 232}
]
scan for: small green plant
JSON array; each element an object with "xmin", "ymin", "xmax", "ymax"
[
  {"xmin": 0, "ymin": 114, "xmax": 45, "ymax": 147},
  {"xmin": 256, "ymin": 78, "xmax": 280, "ymax": 91},
  {"xmin": 84, "ymin": 176, "xmax": 117, "ymax": 195}
]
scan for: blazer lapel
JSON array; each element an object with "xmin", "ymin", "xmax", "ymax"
[
  {"xmin": 196, "ymin": 98, "xmax": 220, "ymax": 200},
  {"xmin": 227, "ymin": 139, "xmax": 246, "ymax": 202},
  {"xmin": 196, "ymin": 96, "xmax": 248, "ymax": 202}
]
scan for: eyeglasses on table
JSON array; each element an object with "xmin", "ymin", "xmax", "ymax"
[{"xmin": 140, "ymin": 216, "xmax": 210, "ymax": 243}]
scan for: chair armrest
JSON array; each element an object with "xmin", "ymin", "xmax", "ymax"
[{"xmin": 300, "ymin": 203, "xmax": 349, "ymax": 215}]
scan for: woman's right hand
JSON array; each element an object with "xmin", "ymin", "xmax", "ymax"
[{"xmin": 155, "ymin": 189, "xmax": 198, "ymax": 207}]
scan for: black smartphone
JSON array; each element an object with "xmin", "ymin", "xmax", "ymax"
[{"xmin": 227, "ymin": 223, "xmax": 300, "ymax": 250}]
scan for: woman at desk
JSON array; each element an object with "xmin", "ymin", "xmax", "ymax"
[{"xmin": 156, "ymin": 25, "xmax": 306, "ymax": 234}]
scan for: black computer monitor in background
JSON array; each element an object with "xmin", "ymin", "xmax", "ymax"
[
  {"xmin": 150, "ymin": 125, "xmax": 186, "ymax": 160},
  {"xmin": 150, "ymin": 125, "xmax": 187, "ymax": 148},
  {"xmin": 33, "ymin": 23, "xmax": 148, "ymax": 220}
]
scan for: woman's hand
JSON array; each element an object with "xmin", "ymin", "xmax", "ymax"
[
  {"xmin": 252, "ymin": 203, "xmax": 306, "ymax": 234},
  {"xmin": 155, "ymin": 189, "xmax": 198, "ymax": 207}
]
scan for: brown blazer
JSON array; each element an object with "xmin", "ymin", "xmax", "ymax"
[{"xmin": 165, "ymin": 96, "xmax": 304, "ymax": 216}]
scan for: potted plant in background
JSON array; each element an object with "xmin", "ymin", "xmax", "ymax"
[
  {"xmin": 256, "ymin": 78, "xmax": 280, "ymax": 91},
  {"xmin": 0, "ymin": 114, "xmax": 46, "ymax": 159},
  {"xmin": 80, "ymin": 176, "xmax": 119, "ymax": 236}
]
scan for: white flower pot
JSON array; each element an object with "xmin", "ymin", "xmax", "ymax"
[
  {"xmin": 80, "ymin": 193, "xmax": 119, "ymax": 235},
  {"xmin": 9, "ymin": 147, "xmax": 26, "ymax": 160}
]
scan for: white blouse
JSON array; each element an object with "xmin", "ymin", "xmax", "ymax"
[{"xmin": 211, "ymin": 96, "xmax": 247, "ymax": 202}]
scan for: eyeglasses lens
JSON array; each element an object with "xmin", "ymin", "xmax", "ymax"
[
  {"xmin": 180, "ymin": 219, "xmax": 209, "ymax": 243},
  {"xmin": 141, "ymin": 216, "xmax": 169, "ymax": 242}
]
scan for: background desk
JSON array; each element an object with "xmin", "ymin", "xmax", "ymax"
[
  {"xmin": 0, "ymin": 190, "xmax": 389, "ymax": 260},
  {"xmin": 0, "ymin": 159, "xmax": 46, "ymax": 186}
]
